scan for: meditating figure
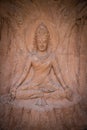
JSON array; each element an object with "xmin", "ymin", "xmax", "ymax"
[{"xmin": 10, "ymin": 23, "xmax": 73, "ymax": 106}]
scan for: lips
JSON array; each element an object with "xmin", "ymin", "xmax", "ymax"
[{"xmin": 40, "ymin": 45, "xmax": 45, "ymax": 49}]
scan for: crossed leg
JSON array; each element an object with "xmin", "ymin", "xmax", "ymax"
[
  {"xmin": 15, "ymin": 82, "xmax": 59, "ymax": 100},
  {"xmin": 16, "ymin": 88, "xmax": 43, "ymax": 100}
]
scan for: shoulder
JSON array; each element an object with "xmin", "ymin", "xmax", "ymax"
[
  {"xmin": 28, "ymin": 51, "xmax": 37, "ymax": 60},
  {"xmin": 27, "ymin": 51, "xmax": 35, "ymax": 56},
  {"xmin": 49, "ymin": 53, "xmax": 56, "ymax": 65},
  {"xmin": 50, "ymin": 52, "xmax": 56, "ymax": 60},
  {"xmin": 25, "ymin": 52, "xmax": 34, "ymax": 61}
]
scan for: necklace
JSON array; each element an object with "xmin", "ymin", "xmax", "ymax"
[{"xmin": 36, "ymin": 52, "xmax": 50, "ymax": 61}]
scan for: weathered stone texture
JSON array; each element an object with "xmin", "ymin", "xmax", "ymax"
[{"xmin": 0, "ymin": 0, "xmax": 87, "ymax": 130}]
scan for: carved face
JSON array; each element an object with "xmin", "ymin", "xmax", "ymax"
[
  {"xmin": 36, "ymin": 35, "xmax": 48, "ymax": 52},
  {"xmin": 35, "ymin": 23, "xmax": 49, "ymax": 52}
]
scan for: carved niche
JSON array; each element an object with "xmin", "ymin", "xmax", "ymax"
[{"xmin": 9, "ymin": 23, "xmax": 77, "ymax": 107}]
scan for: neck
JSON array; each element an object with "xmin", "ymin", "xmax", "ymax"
[{"xmin": 37, "ymin": 50, "xmax": 47, "ymax": 56}]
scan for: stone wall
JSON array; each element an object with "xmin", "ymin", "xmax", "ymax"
[{"xmin": 0, "ymin": 0, "xmax": 87, "ymax": 130}]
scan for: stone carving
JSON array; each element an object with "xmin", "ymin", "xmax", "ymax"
[
  {"xmin": 0, "ymin": 1, "xmax": 87, "ymax": 130},
  {"xmin": 10, "ymin": 23, "xmax": 73, "ymax": 106}
]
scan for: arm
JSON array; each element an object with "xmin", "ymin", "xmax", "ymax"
[
  {"xmin": 52, "ymin": 54, "xmax": 67, "ymax": 90},
  {"xmin": 52, "ymin": 54, "xmax": 73, "ymax": 101},
  {"xmin": 12, "ymin": 54, "xmax": 32, "ymax": 89}
]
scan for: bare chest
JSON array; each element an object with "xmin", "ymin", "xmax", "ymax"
[{"xmin": 31, "ymin": 55, "xmax": 52, "ymax": 70}]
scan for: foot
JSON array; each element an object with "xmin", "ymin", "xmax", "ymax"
[
  {"xmin": 35, "ymin": 98, "xmax": 48, "ymax": 106},
  {"xmin": 10, "ymin": 87, "xmax": 17, "ymax": 100},
  {"xmin": 65, "ymin": 88, "xmax": 73, "ymax": 101}
]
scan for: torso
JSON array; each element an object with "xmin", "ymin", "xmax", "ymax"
[{"xmin": 29, "ymin": 52, "xmax": 54, "ymax": 85}]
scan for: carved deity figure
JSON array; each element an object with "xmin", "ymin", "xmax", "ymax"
[{"xmin": 10, "ymin": 23, "xmax": 73, "ymax": 106}]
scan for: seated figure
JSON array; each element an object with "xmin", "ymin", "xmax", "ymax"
[{"xmin": 10, "ymin": 23, "xmax": 73, "ymax": 106}]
